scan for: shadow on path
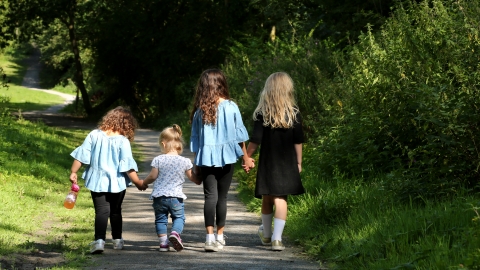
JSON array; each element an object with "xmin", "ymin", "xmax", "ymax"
[{"xmin": 17, "ymin": 50, "xmax": 323, "ymax": 270}]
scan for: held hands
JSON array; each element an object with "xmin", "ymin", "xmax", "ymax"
[
  {"xmin": 134, "ymin": 180, "xmax": 148, "ymax": 191},
  {"xmin": 191, "ymin": 173, "xmax": 202, "ymax": 185},
  {"xmin": 242, "ymin": 156, "xmax": 255, "ymax": 173},
  {"xmin": 191, "ymin": 169, "xmax": 202, "ymax": 185}
]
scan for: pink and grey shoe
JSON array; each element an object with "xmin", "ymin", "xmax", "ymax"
[
  {"xmin": 168, "ymin": 231, "xmax": 184, "ymax": 252},
  {"xmin": 159, "ymin": 243, "xmax": 169, "ymax": 252}
]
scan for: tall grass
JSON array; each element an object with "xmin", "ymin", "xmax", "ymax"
[{"xmin": 235, "ymin": 147, "xmax": 480, "ymax": 269}]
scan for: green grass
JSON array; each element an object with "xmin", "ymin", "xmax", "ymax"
[
  {"xmin": 0, "ymin": 111, "xmax": 147, "ymax": 268},
  {"xmin": 0, "ymin": 113, "xmax": 93, "ymax": 267},
  {"xmin": 235, "ymin": 147, "xmax": 480, "ymax": 269}
]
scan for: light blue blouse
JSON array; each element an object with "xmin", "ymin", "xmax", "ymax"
[
  {"xmin": 190, "ymin": 100, "xmax": 249, "ymax": 167},
  {"xmin": 70, "ymin": 129, "xmax": 138, "ymax": 193}
]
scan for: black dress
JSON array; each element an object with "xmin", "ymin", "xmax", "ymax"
[{"xmin": 250, "ymin": 113, "xmax": 305, "ymax": 199}]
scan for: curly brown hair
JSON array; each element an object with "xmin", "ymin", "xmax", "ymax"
[
  {"xmin": 190, "ymin": 69, "xmax": 230, "ymax": 125},
  {"xmin": 98, "ymin": 106, "xmax": 138, "ymax": 141}
]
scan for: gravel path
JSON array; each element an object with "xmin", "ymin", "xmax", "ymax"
[{"xmin": 19, "ymin": 51, "xmax": 323, "ymax": 270}]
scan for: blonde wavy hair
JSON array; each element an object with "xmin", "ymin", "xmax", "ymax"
[
  {"xmin": 159, "ymin": 124, "xmax": 184, "ymax": 154},
  {"xmin": 190, "ymin": 69, "xmax": 230, "ymax": 125},
  {"xmin": 253, "ymin": 72, "xmax": 299, "ymax": 128},
  {"xmin": 98, "ymin": 106, "xmax": 138, "ymax": 141}
]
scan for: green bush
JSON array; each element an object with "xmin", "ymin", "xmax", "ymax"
[{"xmin": 228, "ymin": 0, "xmax": 480, "ymax": 200}]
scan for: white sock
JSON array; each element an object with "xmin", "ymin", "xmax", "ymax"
[
  {"xmin": 216, "ymin": 234, "xmax": 224, "ymax": 242},
  {"xmin": 272, "ymin": 218, "xmax": 286, "ymax": 241},
  {"xmin": 261, "ymin": 213, "xmax": 273, "ymax": 237},
  {"xmin": 206, "ymin": 234, "xmax": 215, "ymax": 242},
  {"xmin": 159, "ymin": 235, "xmax": 168, "ymax": 245}
]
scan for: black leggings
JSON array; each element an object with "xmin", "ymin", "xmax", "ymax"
[
  {"xmin": 90, "ymin": 190, "xmax": 126, "ymax": 240},
  {"xmin": 202, "ymin": 164, "xmax": 234, "ymax": 227}
]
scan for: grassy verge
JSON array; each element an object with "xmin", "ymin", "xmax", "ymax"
[
  {"xmin": 0, "ymin": 112, "xmax": 93, "ymax": 268},
  {"xmin": 235, "ymin": 147, "xmax": 480, "ymax": 269}
]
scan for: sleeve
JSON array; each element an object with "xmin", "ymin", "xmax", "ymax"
[
  {"xmin": 70, "ymin": 131, "xmax": 93, "ymax": 164},
  {"xmin": 190, "ymin": 110, "xmax": 200, "ymax": 153},
  {"xmin": 293, "ymin": 113, "xmax": 304, "ymax": 144},
  {"xmin": 249, "ymin": 114, "xmax": 264, "ymax": 144},
  {"xmin": 150, "ymin": 156, "xmax": 159, "ymax": 169},
  {"xmin": 118, "ymin": 139, "xmax": 139, "ymax": 172},
  {"xmin": 233, "ymin": 103, "xmax": 249, "ymax": 143},
  {"xmin": 184, "ymin": 157, "xmax": 193, "ymax": 171}
]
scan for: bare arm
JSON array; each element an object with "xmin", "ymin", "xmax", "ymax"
[
  {"xmin": 127, "ymin": 169, "xmax": 146, "ymax": 190},
  {"xmin": 294, "ymin": 143, "xmax": 303, "ymax": 173},
  {"xmin": 185, "ymin": 169, "xmax": 201, "ymax": 185},
  {"xmin": 69, "ymin": 159, "xmax": 82, "ymax": 184},
  {"xmin": 143, "ymin": 167, "xmax": 159, "ymax": 186},
  {"xmin": 246, "ymin": 142, "xmax": 259, "ymax": 157}
]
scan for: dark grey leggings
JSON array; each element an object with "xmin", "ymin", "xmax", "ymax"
[
  {"xmin": 201, "ymin": 164, "xmax": 234, "ymax": 227},
  {"xmin": 91, "ymin": 190, "xmax": 126, "ymax": 240}
]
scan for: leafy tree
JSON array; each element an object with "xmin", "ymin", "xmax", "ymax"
[{"xmin": 4, "ymin": 0, "xmax": 93, "ymax": 114}]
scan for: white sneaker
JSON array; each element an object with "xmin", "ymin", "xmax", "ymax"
[
  {"xmin": 90, "ymin": 239, "xmax": 105, "ymax": 254},
  {"xmin": 112, "ymin": 238, "xmax": 124, "ymax": 250},
  {"xmin": 216, "ymin": 235, "xmax": 227, "ymax": 250},
  {"xmin": 204, "ymin": 241, "xmax": 218, "ymax": 252}
]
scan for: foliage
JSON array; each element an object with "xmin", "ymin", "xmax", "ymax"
[
  {"xmin": 228, "ymin": 0, "xmax": 480, "ymax": 201},
  {"xmin": 230, "ymin": 0, "xmax": 480, "ymax": 268},
  {"xmin": 1, "ymin": 0, "xmax": 400, "ymax": 122},
  {"xmin": 318, "ymin": 0, "xmax": 480, "ymax": 199}
]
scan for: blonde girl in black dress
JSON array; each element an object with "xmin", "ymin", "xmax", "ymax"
[{"xmin": 245, "ymin": 72, "xmax": 305, "ymax": 251}]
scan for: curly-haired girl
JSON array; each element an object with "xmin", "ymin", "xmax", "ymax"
[{"xmin": 69, "ymin": 106, "xmax": 145, "ymax": 254}]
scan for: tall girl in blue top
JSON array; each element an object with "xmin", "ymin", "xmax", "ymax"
[
  {"xmin": 190, "ymin": 69, "xmax": 255, "ymax": 252},
  {"xmin": 245, "ymin": 72, "xmax": 305, "ymax": 251},
  {"xmin": 69, "ymin": 106, "xmax": 145, "ymax": 254}
]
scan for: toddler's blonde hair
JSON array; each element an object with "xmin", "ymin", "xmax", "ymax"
[
  {"xmin": 159, "ymin": 124, "xmax": 184, "ymax": 154},
  {"xmin": 253, "ymin": 72, "xmax": 299, "ymax": 128}
]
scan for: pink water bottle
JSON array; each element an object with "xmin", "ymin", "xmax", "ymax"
[{"xmin": 64, "ymin": 183, "xmax": 80, "ymax": 209}]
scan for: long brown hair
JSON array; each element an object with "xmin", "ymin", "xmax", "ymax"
[
  {"xmin": 253, "ymin": 72, "xmax": 299, "ymax": 128},
  {"xmin": 98, "ymin": 106, "xmax": 139, "ymax": 141},
  {"xmin": 190, "ymin": 69, "xmax": 230, "ymax": 125}
]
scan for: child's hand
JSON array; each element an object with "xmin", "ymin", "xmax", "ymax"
[
  {"xmin": 69, "ymin": 172, "xmax": 78, "ymax": 184},
  {"xmin": 134, "ymin": 180, "xmax": 147, "ymax": 191},
  {"xmin": 192, "ymin": 173, "xmax": 202, "ymax": 185},
  {"xmin": 194, "ymin": 178, "xmax": 202, "ymax": 185},
  {"xmin": 242, "ymin": 157, "xmax": 255, "ymax": 173}
]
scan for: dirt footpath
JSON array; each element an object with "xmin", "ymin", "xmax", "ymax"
[
  {"xmin": 80, "ymin": 128, "xmax": 320, "ymax": 270},
  {"xmin": 16, "ymin": 50, "xmax": 324, "ymax": 269}
]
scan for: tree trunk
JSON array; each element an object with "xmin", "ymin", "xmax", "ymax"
[{"xmin": 65, "ymin": 7, "xmax": 92, "ymax": 115}]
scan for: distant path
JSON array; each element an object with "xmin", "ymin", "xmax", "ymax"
[
  {"xmin": 19, "ymin": 49, "xmax": 96, "ymax": 129},
  {"xmin": 21, "ymin": 48, "xmax": 76, "ymax": 114},
  {"xmin": 19, "ymin": 49, "xmax": 323, "ymax": 270}
]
